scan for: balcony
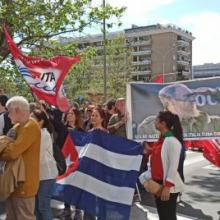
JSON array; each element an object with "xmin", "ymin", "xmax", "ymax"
[
  {"xmin": 182, "ymin": 71, "xmax": 191, "ymax": 76},
  {"xmin": 96, "ymin": 45, "xmax": 104, "ymax": 49},
  {"xmin": 177, "ymin": 50, "xmax": 190, "ymax": 57},
  {"xmin": 132, "ymin": 60, "xmax": 151, "ymax": 65},
  {"xmin": 132, "ymin": 50, "xmax": 151, "ymax": 56},
  {"xmin": 177, "ymin": 60, "xmax": 189, "ymax": 66},
  {"xmin": 131, "ymin": 70, "xmax": 151, "ymax": 76},
  {"xmin": 177, "ymin": 40, "xmax": 190, "ymax": 47},
  {"xmin": 130, "ymin": 39, "xmax": 151, "ymax": 46}
]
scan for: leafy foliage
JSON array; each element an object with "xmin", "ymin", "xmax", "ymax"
[
  {"xmin": 0, "ymin": 0, "xmax": 126, "ymax": 99},
  {"xmin": 31, "ymin": 34, "xmax": 133, "ymax": 103}
]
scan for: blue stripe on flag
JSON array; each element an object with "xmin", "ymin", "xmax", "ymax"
[
  {"xmin": 53, "ymin": 184, "xmax": 131, "ymax": 220},
  {"xmin": 18, "ymin": 67, "xmax": 32, "ymax": 76},
  {"xmin": 77, "ymin": 157, "xmax": 139, "ymax": 188},
  {"xmin": 70, "ymin": 129, "xmax": 142, "ymax": 155}
]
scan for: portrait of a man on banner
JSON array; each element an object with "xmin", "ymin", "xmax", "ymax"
[{"xmin": 127, "ymin": 78, "xmax": 220, "ymax": 141}]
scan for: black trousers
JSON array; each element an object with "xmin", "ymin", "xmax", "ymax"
[{"xmin": 155, "ymin": 193, "xmax": 179, "ymax": 220}]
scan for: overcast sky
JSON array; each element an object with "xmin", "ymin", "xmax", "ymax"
[{"xmin": 89, "ymin": 0, "xmax": 220, "ymax": 65}]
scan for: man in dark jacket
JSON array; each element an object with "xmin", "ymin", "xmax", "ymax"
[{"xmin": 0, "ymin": 95, "xmax": 12, "ymax": 135}]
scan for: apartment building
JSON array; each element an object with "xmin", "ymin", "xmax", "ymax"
[
  {"xmin": 193, "ymin": 63, "xmax": 220, "ymax": 78},
  {"xmin": 125, "ymin": 24, "xmax": 194, "ymax": 82},
  {"xmin": 59, "ymin": 24, "xmax": 194, "ymax": 82}
]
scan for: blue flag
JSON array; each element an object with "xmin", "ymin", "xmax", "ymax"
[{"xmin": 53, "ymin": 129, "xmax": 143, "ymax": 220}]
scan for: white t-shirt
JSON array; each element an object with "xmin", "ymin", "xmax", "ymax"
[{"xmin": 40, "ymin": 128, "xmax": 58, "ymax": 180}]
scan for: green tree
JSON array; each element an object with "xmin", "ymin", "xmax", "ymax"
[
  {"xmin": 61, "ymin": 34, "xmax": 134, "ymax": 103},
  {"xmin": 0, "ymin": 0, "xmax": 125, "ymax": 97},
  {"xmin": 84, "ymin": 34, "xmax": 133, "ymax": 100},
  {"xmin": 0, "ymin": 58, "xmax": 32, "ymax": 98},
  {"xmin": 64, "ymin": 46, "xmax": 98, "ymax": 101},
  {"xmin": 34, "ymin": 35, "xmax": 133, "ymax": 103},
  {"xmin": 0, "ymin": 0, "xmax": 125, "ymax": 61},
  {"xmin": 105, "ymin": 35, "xmax": 133, "ymax": 97}
]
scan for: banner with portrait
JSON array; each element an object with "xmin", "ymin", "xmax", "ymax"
[{"xmin": 126, "ymin": 78, "xmax": 220, "ymax": 141}]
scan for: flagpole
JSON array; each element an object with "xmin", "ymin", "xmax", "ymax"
[{"xmin": 151, "ymin": 45, "xmax": 176, "ymax": 83}]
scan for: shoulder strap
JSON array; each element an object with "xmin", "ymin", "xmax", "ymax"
[
  {"xmin": 178, "ymin": 145, "xmax": 186, "ymax": 182},
  {"xmin": 3, "ymin": 113, "xmax": 13, "ymax": 135}
]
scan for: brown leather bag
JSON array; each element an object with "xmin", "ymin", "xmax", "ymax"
[
  {"xmin": 0, "ymin": 136, "xmax": 25, "ymax": 200},
  {"xmin": 143, "ymin": 179, "xmax": 163, "ymax": 197}
]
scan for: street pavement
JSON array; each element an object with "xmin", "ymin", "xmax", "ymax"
[
  {"xmin": 131, "ymin": 150, "xmax": 220, "ymax": 220},
  {"xmin": 0, "ymin": 150, "xmax": 219, "ymax": 220}
]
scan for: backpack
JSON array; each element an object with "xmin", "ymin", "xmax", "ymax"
[{"xmin": 53, "ymin": 144, "xmax": 66, "ymax": 176}]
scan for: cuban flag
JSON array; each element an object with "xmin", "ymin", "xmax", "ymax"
[
  {"xmin": 4, "ymin": 28, "xmax": 80, "ymax": 112},
  {"xmin": 53, "ymin": 129, "xmax": 143, "ymax": 220}
]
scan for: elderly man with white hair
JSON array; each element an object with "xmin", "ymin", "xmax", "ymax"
[{"xmin": 0, "ymin": 96, "xmax": 41, "ymax": 220}]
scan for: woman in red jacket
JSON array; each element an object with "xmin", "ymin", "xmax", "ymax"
[{"xmin": 139, "ymin": 111, "xmax": 185, "ymax": 220}]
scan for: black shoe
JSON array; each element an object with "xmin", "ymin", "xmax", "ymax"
[
  {"xmin": 56, "ymin": 207, "xmax": 72, "ymax": 218},
  {"xmin": 73, "ymin": 209, "xmax": 83, "ymax": 220},
  {"xmin": 132, "ymin": 193, "xmax": 141, "ymax": 204}
]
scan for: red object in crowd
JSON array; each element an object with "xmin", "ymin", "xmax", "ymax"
[
  {"xmin": 184, "ymin": 139, "xmax": 220, "ymax": 167},
  {"xmin": 4, "ymin": 27, "xmax": 80, "ymax": 112},
  {"xmin": 202, "ymin": 140, "xmax": 220, "ymax": 167},
  {"xmin": 154, "ymin": 74, "xmax": 164, "ymax": 84},
  {"xmin": 186, "ymin": 139, "xmax": 220, "ymax": 167},
  {"xmin": 56, "ymin": 90, "xmax": 70, "ymax": 112}
]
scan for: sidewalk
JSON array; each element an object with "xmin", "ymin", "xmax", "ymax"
[{"xmin": 130, "ymin": 203, "xmax": 198, "ymax": 220}]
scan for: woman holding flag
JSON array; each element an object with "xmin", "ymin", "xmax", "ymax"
[{"xmin": 60, "ymin": 107, "xmax": 84, "ymax": 220}]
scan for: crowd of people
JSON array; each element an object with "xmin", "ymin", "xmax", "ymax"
[{"xmin": 0, "ymin": 92, "xmax": 185, "ymax": 220}]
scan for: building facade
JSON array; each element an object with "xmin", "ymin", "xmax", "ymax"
[
  {"xmin": 125, "ymin": 24, "xmax": 194, "ymax": 82},
  {"xmin": 59, "ymin": 24, "xmax": 194, "ymax": 82},
  {"xmin": 193, "ymin": 63, "xmax": 220, "ymax": 78}
]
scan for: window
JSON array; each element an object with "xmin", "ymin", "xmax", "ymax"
[
  {"xmin": 138, "ymin": 65, "xmax": 151, "ymax": 71},
  {"xmin": 139, "ymin": 55, "xmax": 148, "ymax": 61},
  {"xmin": 133, "ymin": 37, "xmax": 138, "ymax": 42},
  {"xmin": 139, "ymin": 46, "xmax": 150, "ymax": 51},
  {"xmin": 133, "ymin": 47, "xmax": 138, "ymax": 52},
  {"xmin": 139, "ymin": 36, "xmax": 150, "ymax": 41}
]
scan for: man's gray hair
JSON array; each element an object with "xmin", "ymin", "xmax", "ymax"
[{"xmin": 6, "ymin": 96, "xmax": 30, "ymax": 112}]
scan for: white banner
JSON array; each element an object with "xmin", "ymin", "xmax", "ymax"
[{"xmin": 127, "ymin": 78, "xmax": 220, "ymax": 141}]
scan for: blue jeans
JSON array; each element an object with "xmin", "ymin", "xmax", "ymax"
[{"xmin": 35, "ymin": 179, "xmax": 55, "ymax": 220}]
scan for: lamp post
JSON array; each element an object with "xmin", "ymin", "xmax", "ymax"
[
  {"xmin": 103, "ymin": 0, "xmax": 107, "ymax": 102},
  {"xmin": 152, "ymin": 46, "xmax": 176, "ymax": 82}
]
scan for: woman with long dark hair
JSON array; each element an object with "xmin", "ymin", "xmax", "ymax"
[
  {"xmin": 62, "ymin": 107, "xmax": 84, "ymax": 220},
  {"xmin": 139, "ymin": 111, "xmax": 185, "ymax": 220},
  {"xmin": 64, "ymin": 107, "xmax": 84, "ymax": 131},
  {"xmin": 31, "ymin": 109, "xmax": 58, "ymax": 220},
  {"xmin": 89, "ymin": 108, "xmax": 108, "ymax": 132}
]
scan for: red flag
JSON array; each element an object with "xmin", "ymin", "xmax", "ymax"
[
  {"xmin": 154, "ymin": 73, "xmax": 164, "ymax": 84},
  {"xmin": 184, "ymin": 139, "xmax": 220, "ymax": 167},
  {"xmin": 196, "ymin": 140, "xmax": 220, "ymax": 167},
  {"xmin": 203, "ymin": 140, "xmax": 220, "ymax": 167},
  {"xmin": 4, "ymin": 28, "xmax": 80, "ymax": 112}
]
